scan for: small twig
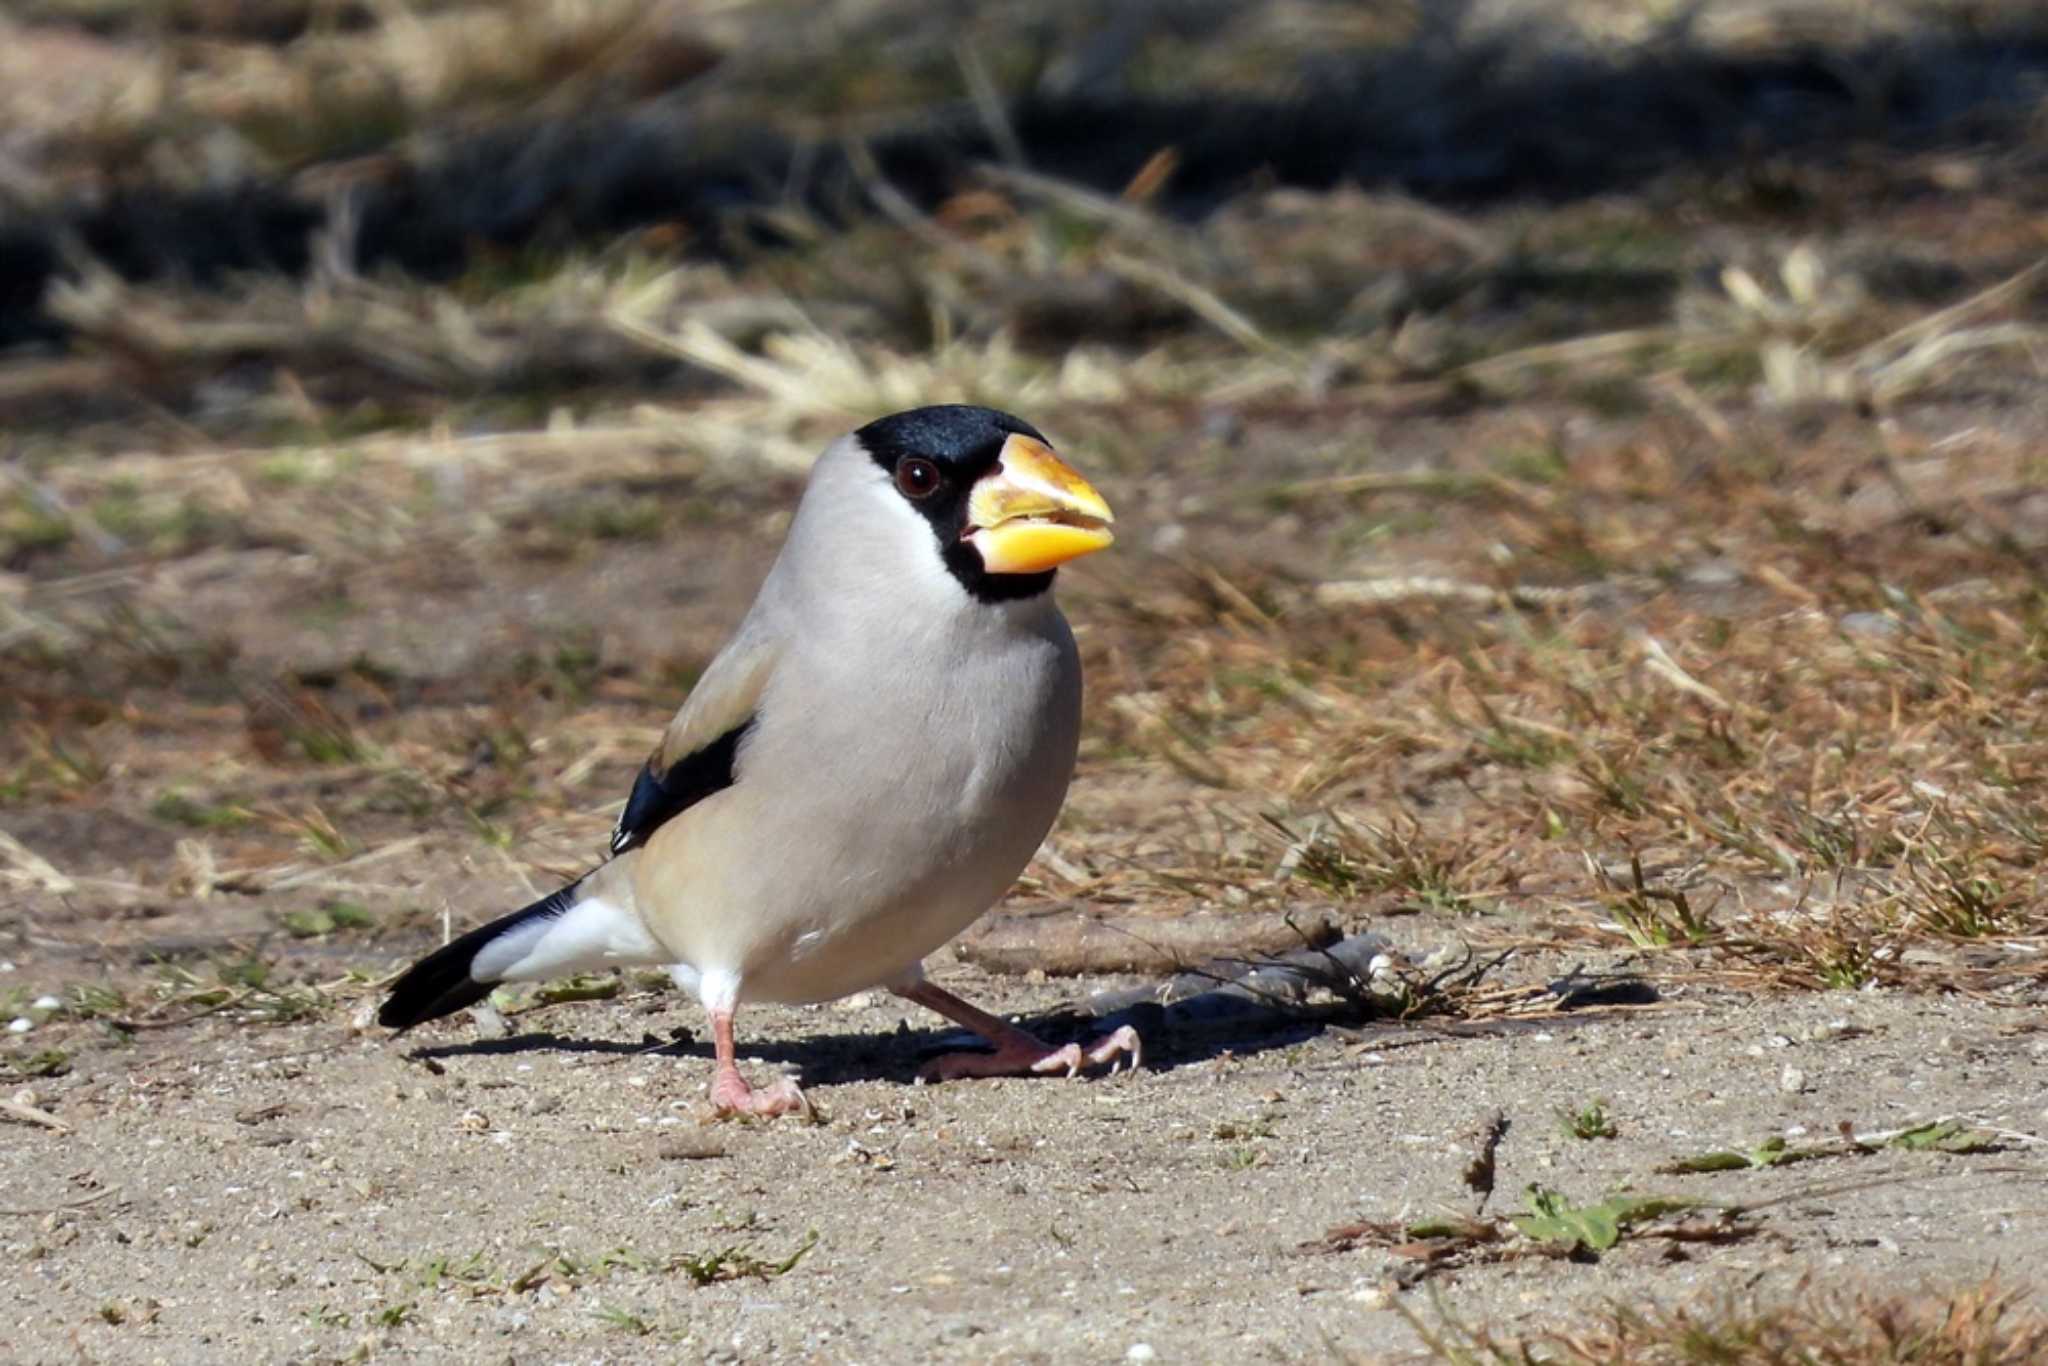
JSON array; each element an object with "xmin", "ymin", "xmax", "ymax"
[
  {"xmin": 1103, "ymin": 250, "xmax": 1290, "ymax": 360},
  {"xmin": 107, "ymin": 989, "xmax": 254, "ymax": 1032},
  {"xmin": 1634, "ymin": 630, "xmax": 1734, "ymax": 713},
  {"xmin": 1454, "ymin": 327, "xmax": 1679, "ymax": 383},
  {"xmin": 841, "ymin": 139, "xmax": 1010, "ymax": 280},
  {"xmin": 1721, "ymin": 1168, "xmax": 2048, "ymax": 1219},
  {"xmin": 263, "ymin": 835, "xmax": 429, "ymax": 892},
  {"xmin": 0, "ymin": 1096, "xmax": 71, "ymax": 1133},
  {"xmin": 975, "ymin": 163, "xmax": 1165, "ymax": 237},
  {"xmin": 0, "ymin": 829, "xmax": 76, "ymax": 895},
  {"xmin": 0, "ymin": 1187, "xmax": 116, "ymax": 1217},
  {"xmin": 1853, "ymin": 259, "xmax": 2045, "ymax": 366},
  {"xmin": 956, "ymin": 42, "xmax": 1027, "ymax": 170},
  {"xmin": 1848, "ymin": 1117, "xmax": 2045, "ymax": 1150},
  {"xmin": 1426, "ymin": 947, "xmax": 1514, "ymax": 996}
]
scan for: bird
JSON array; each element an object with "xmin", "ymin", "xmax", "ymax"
[{"xmin": 378, "ymin": 405, "xmax": 1139, "ymax": 1116}]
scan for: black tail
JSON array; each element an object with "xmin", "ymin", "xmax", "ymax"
[{"xmin": 378, "ymin": 884, "xmax": 578, "ymax": 1031}]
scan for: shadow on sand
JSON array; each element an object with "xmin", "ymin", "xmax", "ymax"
[{"xmin": 402, "ymin": 1000, "xmax": 1330, "ymax": 1087}]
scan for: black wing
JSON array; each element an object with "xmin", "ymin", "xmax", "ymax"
[{"xmin": 608, "ymin": 717, "xmax": 754, "ymax": 856}]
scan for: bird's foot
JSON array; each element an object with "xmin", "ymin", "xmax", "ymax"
[
  {"xmin": 708, "ymin": 1065, "xmax": 810, "ymax": 1120},
  {"xmin": 919, "ymin": 1024, "xmax": 1142, "ymax": 1083}
]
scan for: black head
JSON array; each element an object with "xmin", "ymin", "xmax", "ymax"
[{"xmin": 856, "ymin": 405, "xmax": 1055, "ymax": 603}]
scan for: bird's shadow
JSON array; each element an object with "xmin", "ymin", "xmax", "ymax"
[{"xmin": 402, "ymin": 1002, "xmax": 1328, "ymax": 1085}]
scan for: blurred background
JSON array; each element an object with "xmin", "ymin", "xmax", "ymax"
[{"xmin": 3, "ymin": 0, "xmax": 2046, "ymax": 997}]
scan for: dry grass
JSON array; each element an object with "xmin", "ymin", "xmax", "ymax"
[{"xmin": 1408, "ymin": 1275, "xmax": 2048, "ymax": 1365}]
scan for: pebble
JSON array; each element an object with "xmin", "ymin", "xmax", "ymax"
[
  {"xmin": 1683, "ymin": 559, "xmax": 1742, "ymax": 587},
  {"xmin": 468, "ymin": 1004, "xmax": 512, "ymax": 1040},
  {"xmin": 7, "ymin": 1018, "xmax": 31, "ymax": 1034},
  {"xmin": 657, "ymin": 1134, "xmax": 727, "ymax": 1161},
  {"xmin": 1779, "ymin": 1065, "xmax": 1807, "ymax": 1094},
  {"xmin": 1127, "ymin": 1345, "xmax": 1157, "ymax": 1362}
]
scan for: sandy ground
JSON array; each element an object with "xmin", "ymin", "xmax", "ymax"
[
  {"xmin": 5, "ymin": 5, "xmax": 2048, "ymax": 1360},
  {"xmin": 4, "ymin": 947, "xmax": 2044, "ymax": 1364}
]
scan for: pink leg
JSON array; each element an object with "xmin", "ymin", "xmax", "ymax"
[
  {"xmin": 706, "ymin": 1008, "xmax": 809, "ymax": 1119},
  {"xmin": 892, "ymin": 981, "xmax": 1142, "ymax": 1083}
]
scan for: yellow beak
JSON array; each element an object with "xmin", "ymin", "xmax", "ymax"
[{"xmin": 965, "ymin": 434, "xmax": 1115, "ymax": 574}]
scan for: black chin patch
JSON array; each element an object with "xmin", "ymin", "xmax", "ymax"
[
  {"xmin": 944, "ymin": 545, "xmax": 1056, "ymax": 602},
  {"xmin": 856, "ymin": 405, "xmax": 1059, "ymax": 604}
]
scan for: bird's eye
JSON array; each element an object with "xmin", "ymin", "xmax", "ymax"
[{"xmin": 895, "ymin": 457, "xmax": 942, "ymax": 500}]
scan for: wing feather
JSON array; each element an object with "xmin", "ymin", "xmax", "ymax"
[{"xmin": 608, "ymin": 631, "xmax": 779, "ymax": 856}]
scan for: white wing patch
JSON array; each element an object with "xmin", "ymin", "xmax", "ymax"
[{"xmin": 470, "ymin": 893, "xmax": 663, "ymax": 982}]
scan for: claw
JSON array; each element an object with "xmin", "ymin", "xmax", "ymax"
[
  {"xmin": 1085, "ymin": 1025, "xmax": 1142, "ymax": 1073},
  {"xmin": 703, "ymin": 1006, "xmax": 809, "ymax": 1119},
  {"xmin": 895, "ymin": 980, "xmax": 1144, "ymax": 1086},
  {"xmin": 709, "ymin": 1067, "xmax": 810, "ymax": 1119},
  {"xmin": 919, "ymin": 1028, "xmax": 1139, "ymax": 1084},
  {"xmin": 1028, "ymin": 1043, "xmax": 1084, "ymax": 1078}
]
